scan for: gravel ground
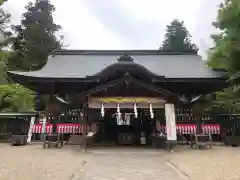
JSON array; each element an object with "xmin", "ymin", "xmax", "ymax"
[
  {"xmin": 0, "ymin": 144, "xmax": 181, "ymax": 180},
  {"xmin": 0, "ymin": 143, "xmax": 88, "ymax": 180},
  {"xmin": 166, "ymin": 146, "xmax": 240, "ymax": 180},
  {"xmin": 2, "ymin": 143, "xmax": 238, "ymax": 180}
]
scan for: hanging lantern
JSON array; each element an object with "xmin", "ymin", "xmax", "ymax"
[
  {"xmin": 149, "ymin": 103, "xmax": 154, "ymax": 119},
  {"xmin": 101, "ymin": 102, "xmax": 105, "ymax": 117},
  {"xmin": 134, "ymin": 103, "xmax": 138, "ymax": 118}
]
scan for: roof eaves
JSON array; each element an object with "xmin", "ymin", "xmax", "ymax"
[
  {"xmin": 153, "ymin": 77, "xmax": 227, "ymax": 83},
  {"xmin": 7, "ymin": 71, "xmax": 99, "ymax": 83},
  {"xmin": 0, "ymin": 112, "xmax": 36, "ymax": 117}
]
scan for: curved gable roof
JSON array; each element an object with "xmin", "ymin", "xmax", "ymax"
[{"xmin": 92, "ymin": 61, "xmax": 159, "ymax": 78}]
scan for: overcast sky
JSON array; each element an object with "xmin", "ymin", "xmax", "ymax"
[{"xmin": 3, "ymin": 0, "xmax": 222, "ymax": 56}]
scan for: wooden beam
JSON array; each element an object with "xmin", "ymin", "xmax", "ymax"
[
  {"xmin": 75, "ymin": 76, "xmax": 128, "ymax": 99},
  {"xmin": 72, "ymin": 75, "xmax": 178, "ymax": 106},
  {"xmin": 126, "ymin": 76, "xmax": 175, "ymax": 96}
]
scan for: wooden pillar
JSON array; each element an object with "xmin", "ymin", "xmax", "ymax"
[
  {"xmin": 50, "ymin": 82, "xmax": 57, "ymax": 134},
  {"xmin": 64, "ymin": 107, "xmax": 68, "ymax": 122},
  {"xmin": 82, "ymin": 96, "xmax": 88, "ymax": 152},
  {"xmin": 82, "ymin": 96, "xmax": 89, "ymax": 132},
  {"xmin": 193, "ymin": 103, "xmax": 204, "ymax": 134},
  {"xmin": 48, "ymin": 96, "xmax": 61, "ymax": 134},
  {"xmin": 156, "ymin": 120, "xmax": 161, "ymax": 133}
]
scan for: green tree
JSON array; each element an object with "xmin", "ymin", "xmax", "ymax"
[
  {"xmin": 160, "ymin": 19, "xmax": 198, "ymax": 53},
  {"xmin": 0, "ymin": 2, "xmax": 10, "ymax": 49},
  {"xmin": 0, "ymin": 50, "xmax": 34, "ymax": 112},
  {"xmin": 211, "ymin": 88, "xmax": 240, "ymax": 112},
  {"xmin": 0, "ymin": 84, "xmax": 34, "ymax": 112},
  {"xmin": 0, "ymin": 0, "xmax": 7, "ymax": 6},
  {"xmin": 207, "ymin": 0, "xmax": 240, "ymax": 111},
  {"xmin": 0, "ymin": 51, "xmax": 35, "ymax": 112},
  {"xmin": 9, "ymin": 0, "xmax": 63, "ymax": 71},
  {"xmin": 209, "ymin": 0, "xmax": 240, "ymax": 78},
  {"xmin": 0, "ymin": 51, "xmax": 10, "ymax": 84},
  {"xmin": 0, "ymin": 0, "xmax": 11, "ymax": 84},
  {"xmin": 0, "ymin": 0, "xmax": 11, "ymax": 46},
  {"xmin": 0, "ymin": 0, "xmax": 34, "ymax": 112}
]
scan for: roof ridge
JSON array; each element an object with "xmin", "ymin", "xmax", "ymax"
[{"xmin": 52, "ymin": 49, "xmax": 198, "ymax": 56}]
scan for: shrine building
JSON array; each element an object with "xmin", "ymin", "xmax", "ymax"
[{"xmin": 7, "ymin": 50, "xmax": 226, "ymax": 145}]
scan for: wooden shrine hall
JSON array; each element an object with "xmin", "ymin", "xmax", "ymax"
[{"xmin": 7, "ymin": 50, "xmax": 226, "ymax": 146}]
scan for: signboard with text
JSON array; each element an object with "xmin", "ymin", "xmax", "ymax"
[{"xmin": 165, "ymin": 103, "xmax": 177, "ymax": 141}]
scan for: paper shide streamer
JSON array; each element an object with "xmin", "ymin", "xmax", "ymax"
[
  {"xmin": 134, "ymin": 103, "xmax": 138, "ymax": 118},
  {"xmin": 149, "ymin": 103, "xmax": 154, "ymax": 119},
  {"xmin": 101, "ymin": 102, "xmax": 104, "ymax": 117}
]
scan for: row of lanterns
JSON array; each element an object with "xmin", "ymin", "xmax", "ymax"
[{"xmin": 100, "ymin": 102, "xmax": 154, "ymax": 119}]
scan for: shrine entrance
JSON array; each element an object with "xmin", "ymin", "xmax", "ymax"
[
  {"xmin": 99, "ymin": 109, "xmax": 155, "ymax": 145},
  {"xmin": 88, "ymin": 97, "xmax": 165, "ymax": 146}
]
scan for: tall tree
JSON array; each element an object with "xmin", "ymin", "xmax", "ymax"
[
  {"xmin": 9, "ymin": 0, "xmax": 63, "ymax": 71},
  {"xmin": 0, "ymin": 0, "xmax": 11, "ymax": 84},
  {"xmin": 207, "ymin": 0, "xmax": 240, "ymax": 110},
  {"xmin": 0, "ymin": 0, "xmax": 12, "ymax": 48},
  {"xmin": 160, "ymin": 19, "xmax": 198, "ymax": 53},
  {"xmin": 0, "ymin": 51, "xmax": 10, "ymax": 84},
  {"xmin": 0, "ymin": 0, "xmax": 34, "ymax": 112},
  {"xmin": 0, "ymin": 0, "xmax": 9, "ymax": 33},
  {"xmin": 0, "ymin": 0, "xmax": 7, "ymax": 6},
  {"xmin": 209, "ymin": 0, "xmax": 240, "ymax": 83}
]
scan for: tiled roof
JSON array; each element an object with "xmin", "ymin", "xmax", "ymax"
[{"xmin": 7, "ymin": 50, "xmax": 224, "ymax": 79}]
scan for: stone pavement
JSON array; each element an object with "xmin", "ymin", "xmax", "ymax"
[
  {"xmin": 166, "ymin": 146, "xmax": 240, "ymax": 180},
  {"xmin": 3, "ymin": 142, "xmax": 240, "ymax": 180},
  {"xmin": 83, "ymin": 148, "xmax": 182, "ymax": 180},
  {"xmin": 0, "ymin": 144, "xmax": 182, "ymax": 180}
]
